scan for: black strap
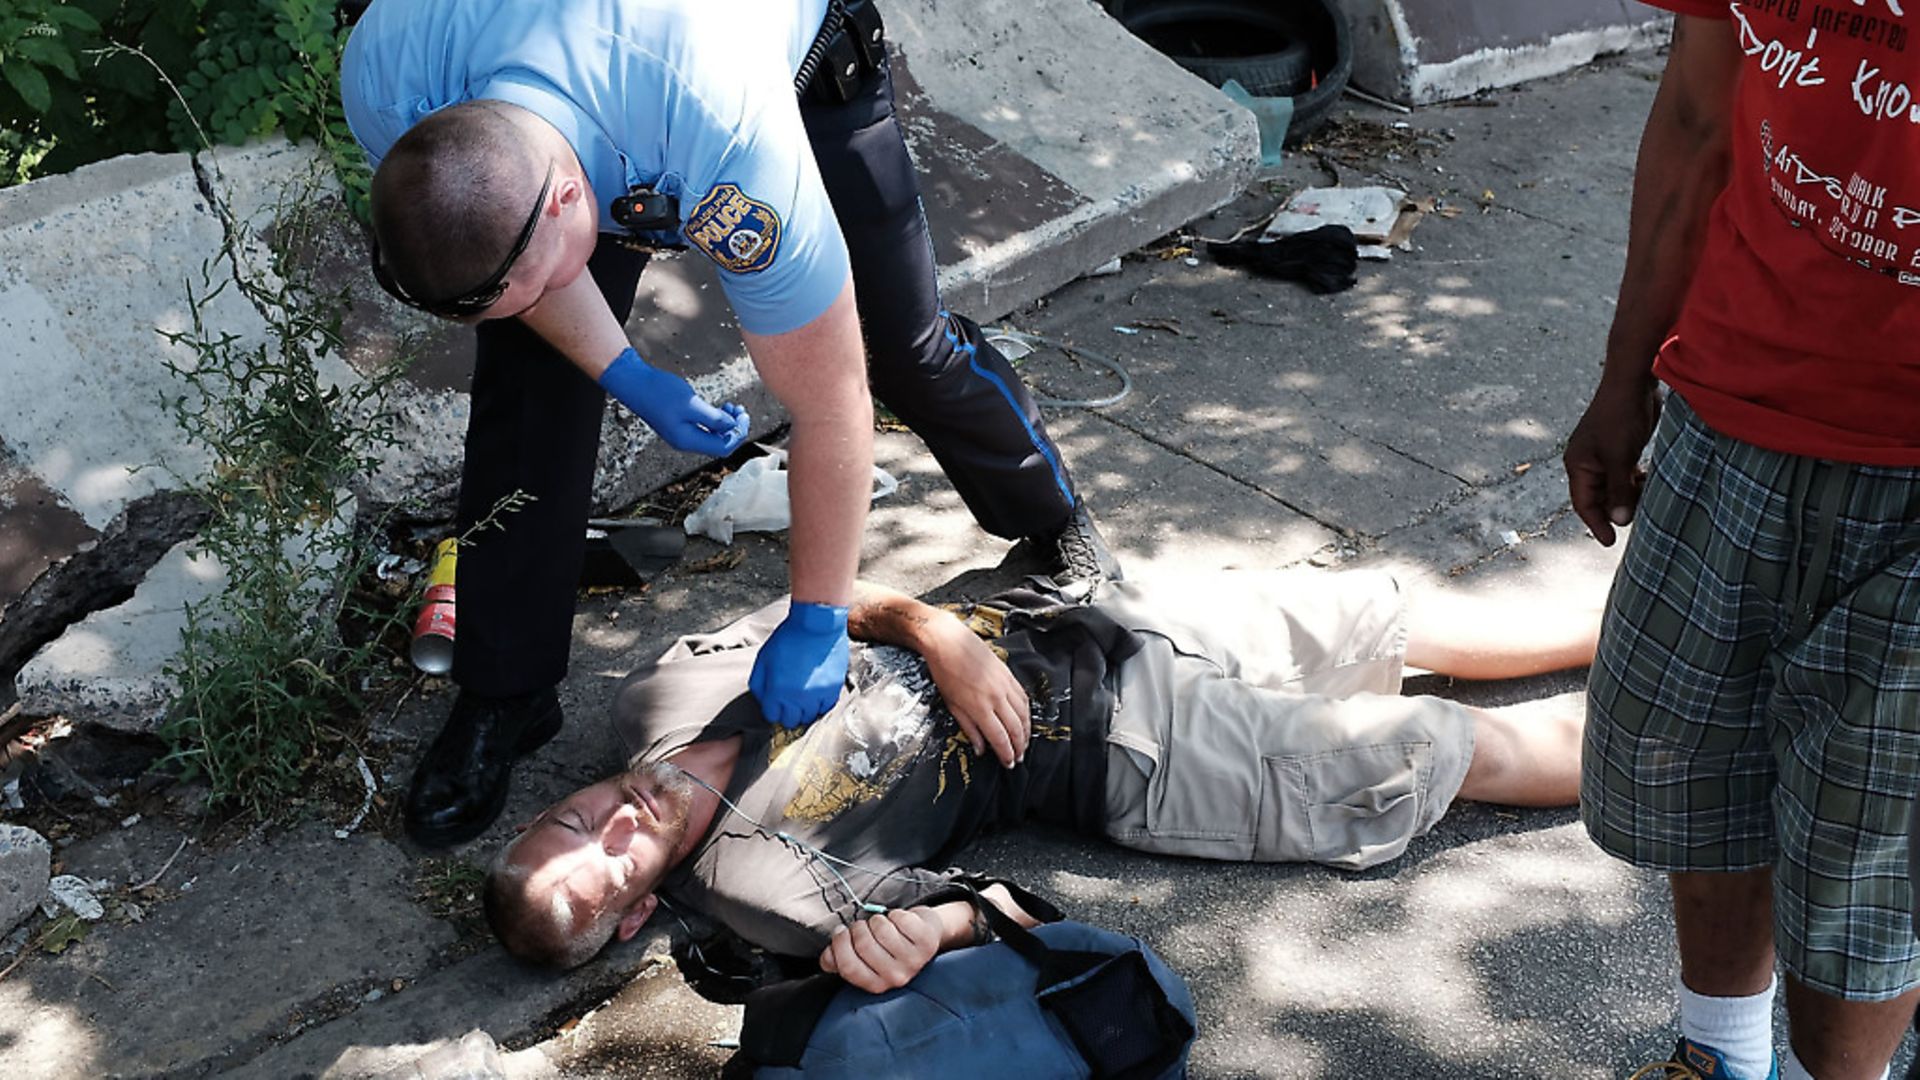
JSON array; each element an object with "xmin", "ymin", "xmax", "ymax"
[
  {"xmin": 792, "ymin": 1, "xmax": 848, "ymax": 97},
  {"xmin": 953, "ymin": 880, "xmax": 1062, "ymax": 970}
]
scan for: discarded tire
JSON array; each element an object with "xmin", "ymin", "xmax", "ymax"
[
  {"xmin": 1112, "ymin": 0, "xmax": 1314, "ymax": 98},
  {"xmin": 1109, "ymin": 0, "xmax": 1352, "ymax": 144}
]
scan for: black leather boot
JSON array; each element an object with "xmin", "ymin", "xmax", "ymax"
[{"xmin": 403, "ymin": 688, "xmax": 563, "ymax": 847}]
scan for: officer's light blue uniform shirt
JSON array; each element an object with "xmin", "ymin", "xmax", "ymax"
[{"xmin": 341, "ymin": 0, "xmax": 845, "ymax": 337}]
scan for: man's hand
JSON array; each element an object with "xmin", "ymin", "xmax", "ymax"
[
  {"xmin": 924, "ymin": 620, "xmax": 1029, "ymax": 767},
  {"xmin": 598, "ymin": 347, "xmax": 751, "ymax": 456},
  {"xmin": 819, "ymin": 907, "xmax": 944, "ymax": 993},
  {"xmin": 750, "ymin": 602, "xmax": 850, "ymax": 727},
  {"xmin": 1565, "ymin": 376, "xmax": 1661, "ymax": 546}
]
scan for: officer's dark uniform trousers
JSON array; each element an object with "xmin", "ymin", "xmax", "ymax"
[{"xmin": 453, "ymin": 52, "xmax": 1081, "ymax": 697}]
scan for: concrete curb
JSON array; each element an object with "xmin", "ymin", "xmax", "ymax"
[{"xmin": 222, "ymin": 930, "xmax": 673, "ymax": 1079}]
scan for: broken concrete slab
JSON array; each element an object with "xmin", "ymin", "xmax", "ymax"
[
  {"xmin": 0, "ymin": 148, "xmax": 274, "ymax": 533},
  {"xmin": 891, "ymin": 0, "xmax": 1259, "ymax": 315},
  {"xmin": 0, "ymin": 824, "xmax": 51, "ymax": 936},
  {"xmin": 0, "ymin": 489, "xmax": 208, "ymax": 712},
  {"xmin": 1338, "ymin": 0, "xmax": 1669, "ymax": 104},
  {"xmin": 14, "ymin": 540, "xmax": 223, "ymax": 732},
  {"xmin": 15, "ymin": 501, "xmax": 352, "ymax": 732}
]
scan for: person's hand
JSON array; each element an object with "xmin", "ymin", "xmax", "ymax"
[
  {"xmin": 924, "ymin": 620, "xmax": 1029, "ymax": 767},
  {"xmin": 1565, "ymin": 376, "xmax": 1661, "ymax": 546},
  {"xmin": 818, "ymin": 907, "xmax": 944, "ymax": 993},
  {"xmin": 750, "ymin": 602, "xmax": 849, "ymax": 728},
  {"xmin": 598, "ymin": 347, "xmax": 750, "ymax": 456}
]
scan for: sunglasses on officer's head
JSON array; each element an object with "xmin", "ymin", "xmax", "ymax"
[{"xmin": 370, "ymin": 160, "xmax": 556, "ymax": 320}]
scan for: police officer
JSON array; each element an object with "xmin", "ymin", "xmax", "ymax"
[{"xmin": 340, "ymin": 0, "xmax": 1119, "ymax": 846}]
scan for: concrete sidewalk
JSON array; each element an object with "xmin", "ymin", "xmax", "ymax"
[{"xmin": 7, "ymin": 46, "xmax": 1909, "ymax": 1080}]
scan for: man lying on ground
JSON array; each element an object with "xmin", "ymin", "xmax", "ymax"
[{"xmin": 485, "ymin": 568, "xmax": 1600, "ymax": 989}]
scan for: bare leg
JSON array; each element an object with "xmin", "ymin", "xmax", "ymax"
[
  {"xmin": 1672, "ymin": 870, "xmax": 1776, "ymax": 997},
  {"xmin": 1404, "ymin": 585, "xmax": 1603, "ymax": 680},
  {"xmin": 1784, "ymin": 977, "xmax": 1920, "ymax": 1079},
  {"xmin": 1455, "ymin": 697, "xmax": 1583, "ymax": 806}
]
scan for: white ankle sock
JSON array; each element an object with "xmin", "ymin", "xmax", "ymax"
[
  {"xmin": 1677, "ymin": 973, "xmax": 1776, "ymax": 1079},
  {"xmin": 1781, "ymin": 1044, "xmax": 1889, "ymax": 1080}
]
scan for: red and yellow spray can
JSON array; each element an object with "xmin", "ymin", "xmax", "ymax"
[{"xmin": 409, "ymin": 538, "xmax": 458, "ymax": 674}]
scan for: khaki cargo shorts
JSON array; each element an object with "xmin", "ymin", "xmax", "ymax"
[{"xmin": 1096, "ymin": 569, "xmax": 1475, "ymax": 870}]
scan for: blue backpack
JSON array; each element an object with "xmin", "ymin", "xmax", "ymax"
[{"xmin": 725, "ymin": 883, "xmax": 1197, "ymax": 1079}]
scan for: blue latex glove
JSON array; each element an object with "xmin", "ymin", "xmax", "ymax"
[
  {"xmin": 598, "ymin": 347, "xmax": 750, "ymax": 456},
  {"xmin": 749, "ymin": 601, "xmax": 851, "ymax": 728}
]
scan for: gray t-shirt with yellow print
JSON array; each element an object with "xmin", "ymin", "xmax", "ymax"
[{"xmin": 612, "ymin": 589, "xmax": 1140, "ymax": 957}]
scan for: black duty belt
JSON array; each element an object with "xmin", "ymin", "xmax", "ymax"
[{"xmin": 794, "ymin": 0, "xmax": 886, "ymax": 104}]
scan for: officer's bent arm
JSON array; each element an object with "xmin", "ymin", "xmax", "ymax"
[
  {"xmin": 740, "ymin": 276, "xmax": 872, "ymax": 610},
  {"xmin": 512, "ymin": 267, "xmax": 635, "ymax": 380}
]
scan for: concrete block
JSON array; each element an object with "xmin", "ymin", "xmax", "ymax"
[
  {"xmin": 1337, "ymin": 0, "xmax": 1669, "ymax": 104},
  {"xmin": 0, "ymin": 824, "xmax": 51, "ymax": 935},
  {"xmin": 0, "ymin": 151, "xmax": 243, "ymax": 533},
  {"xmin": 889, "ymin": 0, "xmax": 1258, "ymax": 315},
  {"xmin": 14, "ymin": 539, "xmax": 223, "ymax": 732}
]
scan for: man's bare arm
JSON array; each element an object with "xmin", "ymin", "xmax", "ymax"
[
  {"xmin": 819, "ymin": 883, "xmax": 1041, "ymax": 993},
  {"xmin": 1565, "ymin": 15, "xmax": 1742, "ymax": 545},
  {"xmin": 847, "ymin": 581, "xmax": 1031, "ymax": 766}
]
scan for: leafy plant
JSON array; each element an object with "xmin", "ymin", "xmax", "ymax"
[
  {"xmin": 0, "ymin": 1, "xmax": 100, "ymax": 115},
  {"xmin": 0, "ymin": 0, "xmax": 210, "ymax": 181},
  {"xmin": 172, "ymin": 0, "xmax": 369, "ymax": 218},
  {"xmin": 0, "ymin": 0, "xmax": 368, "ymax": 219},
  {"xmin": 154, "ymin": 163, "xmax": 407, "ymax": 818}
]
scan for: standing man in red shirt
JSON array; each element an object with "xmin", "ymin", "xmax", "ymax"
[{"xmin": 1567, "ymin": 3, "xmax": 1920, "ymax": 1078}]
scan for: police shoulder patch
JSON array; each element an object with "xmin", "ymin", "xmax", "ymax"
[{"xmin": 685, "ymin": 183, "xmax": 783, "ymax": 274}]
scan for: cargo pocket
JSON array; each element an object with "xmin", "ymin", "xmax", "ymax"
[
  {"xmin": 1257, "ymin": 741, "xmax": 1430, "ymax": 869},
  {"xmin": 1136, "ymin": 743, "xmax": 1258, "ymax": 861}
]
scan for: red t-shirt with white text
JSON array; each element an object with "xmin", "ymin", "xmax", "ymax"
[{"xmin": 1650, "ymin": 0, "xmax": 1920, "ymax": 464}]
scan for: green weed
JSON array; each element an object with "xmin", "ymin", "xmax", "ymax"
[
  {"xmin": 412, "ymin": 857, "xmax": 487, "ymax": 923},
  {"xmin": 153, "ymin": 160, "xmax": 408, "ymax": 820}
]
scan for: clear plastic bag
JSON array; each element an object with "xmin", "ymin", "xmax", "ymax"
[{"xmin": 683, "ymin": 446, "xmax": 899, "ymax": 544}]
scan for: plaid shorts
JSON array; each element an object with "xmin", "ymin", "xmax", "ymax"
[{"xmin": 1582, "ymin": 393, "xmax": 1920, "ymax": 1001}]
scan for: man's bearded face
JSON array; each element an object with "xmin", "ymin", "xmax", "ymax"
[{"xmin": 510, "ymin": 760, "xmax": 695, "ymax": 925}]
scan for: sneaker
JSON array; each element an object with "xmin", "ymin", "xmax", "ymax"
[
  {"xmin": 1028, "ymin": 502, "xmax": 1123, "ymax": 596},
  {"xmin": 1629, "ymin": 1038, "xmax": 1778, "ymax": 1080}
]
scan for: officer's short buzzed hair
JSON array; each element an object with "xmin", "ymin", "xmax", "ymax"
[{"xmin": 370, "ymin": 101, "xmax": 549, "ymax": 305}]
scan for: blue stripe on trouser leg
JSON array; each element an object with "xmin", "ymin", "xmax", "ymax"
[{"xmin": 941, "ymin": 310, "xmax": 1075, "ymax": 506}]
